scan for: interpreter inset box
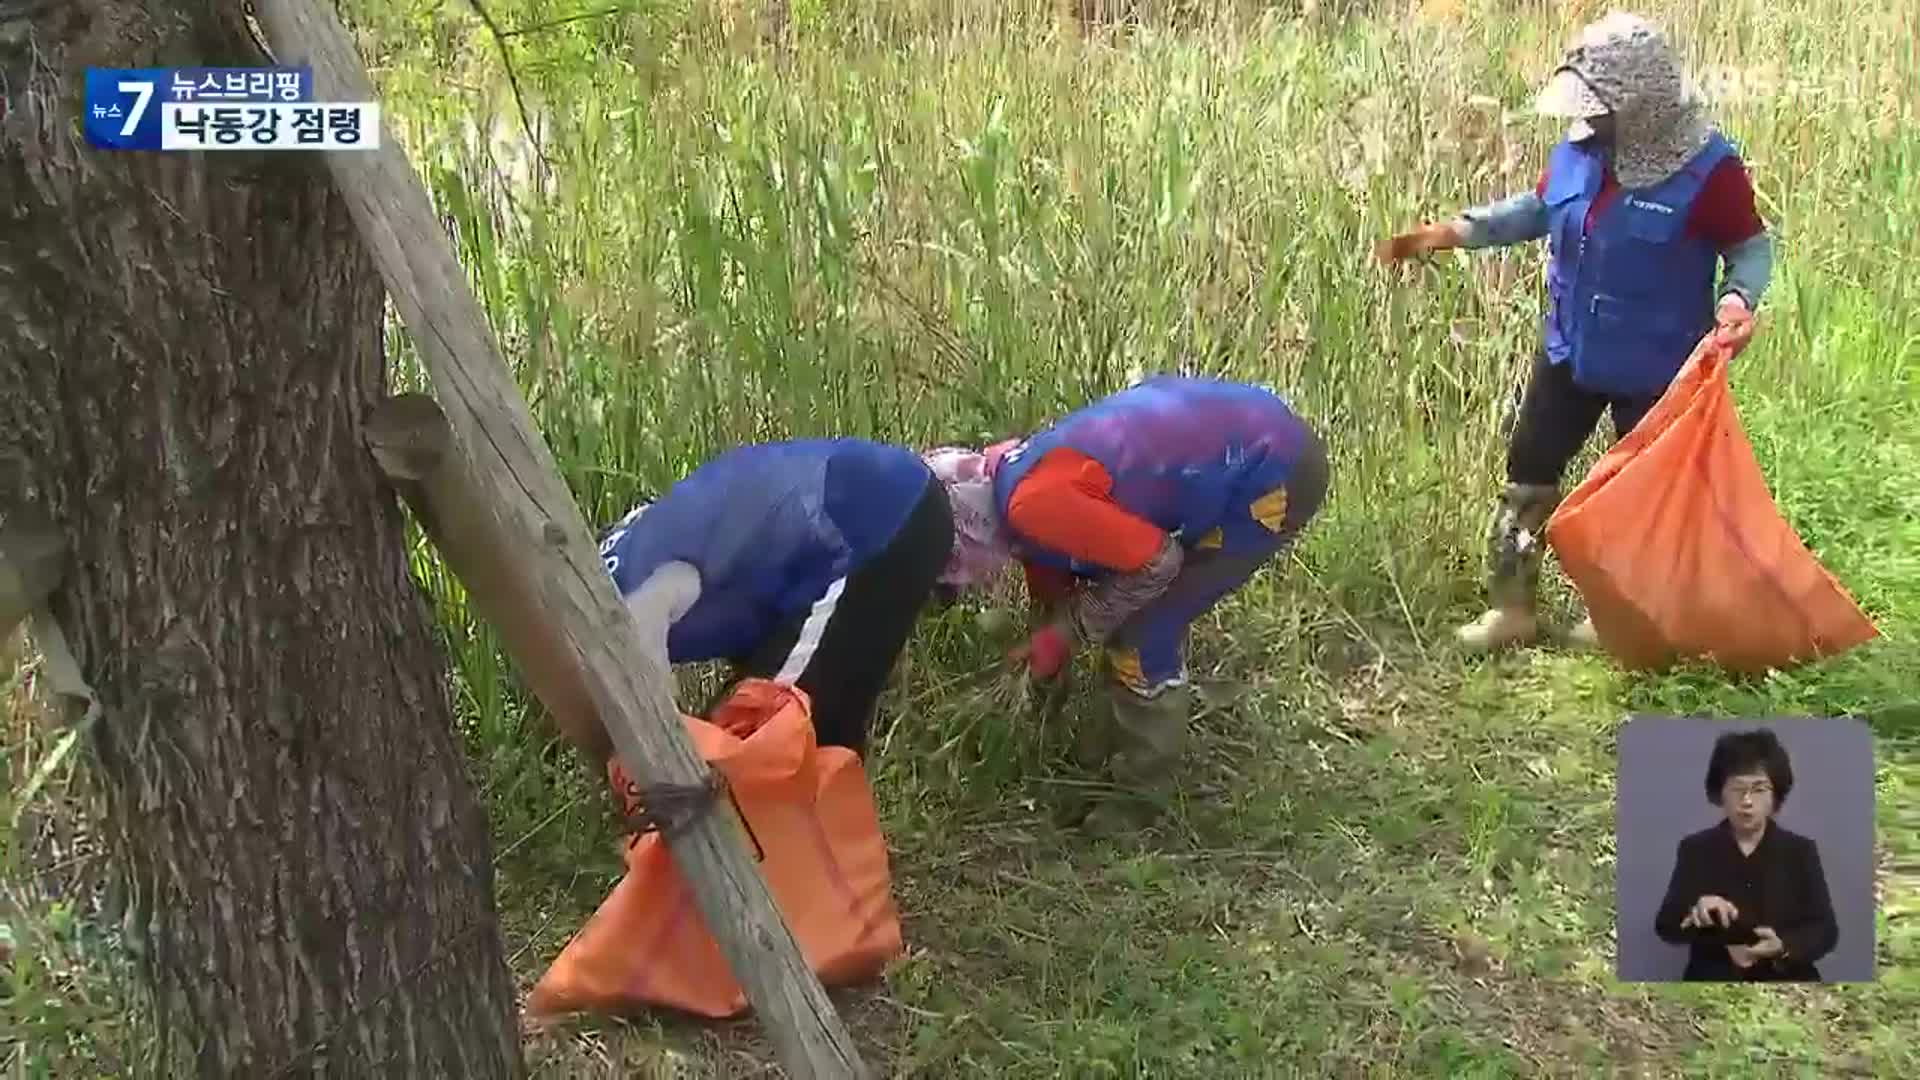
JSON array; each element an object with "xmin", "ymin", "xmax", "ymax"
[{"xmin": 1614, "ymin": 715, "xmax": 1876, "ymax": 983}]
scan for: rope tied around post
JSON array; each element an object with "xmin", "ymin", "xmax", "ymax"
[{"xmin": 618, "ymin": 767, "xmax": 726, "ymax": 838}]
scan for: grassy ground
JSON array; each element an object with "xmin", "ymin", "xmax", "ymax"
[{"xmin": 6, "ymin": 0, "xmax": 1917, "ymax": 1076}]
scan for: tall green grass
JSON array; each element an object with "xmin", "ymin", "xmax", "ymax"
[{"xmin": 357, "ymin": 0, "xmax": 1916, "ymax": 707}]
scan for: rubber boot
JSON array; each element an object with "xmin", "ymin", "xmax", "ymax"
[
  {"xmin": 1080, "ymin": 680, "xmax": 1192, "ymax": 839},
  {"xmin": 1456, "ymin": 482, "xmax": 1559, "ymax": 653}
]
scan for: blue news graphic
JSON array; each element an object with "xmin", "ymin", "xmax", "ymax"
[
  {"xmin": 84, "ymin": 68, "xmax": 168, "ymax": 151},
  {"xmin": 84, "ymin": 67, "xmax": 315, "ymax": 151}
]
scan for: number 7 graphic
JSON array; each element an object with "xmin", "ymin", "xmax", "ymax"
[{"xmin": 117, "ymin": 80, "xmax": 153, "ymax": 138}]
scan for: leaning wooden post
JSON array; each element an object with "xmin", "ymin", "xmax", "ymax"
[
  {"xmin": 255, "ymin": 3, "xmax": 873, "ymax": 1075},
  {"xmin": 365, "ymin": 394, "xmax": 607, "ymax": 762}
]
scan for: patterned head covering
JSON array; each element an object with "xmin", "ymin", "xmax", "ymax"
[
  {"xmin": 1534, "ymin": 11, "xmax": 1713, "ymax": 188},
  {"xmin": 922, "ymin": 439, "xmax": 1021, "ymax": 588}
]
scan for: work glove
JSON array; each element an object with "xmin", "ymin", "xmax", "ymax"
[
  {"xmin": 1714, "ymin": 294, "xmax": 1757, "ymax": 356},
  {"xmin": 1375, "ymin": 220, "xmax": 1467, "ymax": 264},
  {"xmin": 1008, "ymin": 621, "xmax": 1072, "ymax": 681}
]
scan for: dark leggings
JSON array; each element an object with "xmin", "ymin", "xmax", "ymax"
[
  {"xmin": 731, "ymin": 476, "xmax": 953, "ymax": 757},
  {"xmin": 1506, "ymin": 348, "xmax": 1663, "ymax": 488}
]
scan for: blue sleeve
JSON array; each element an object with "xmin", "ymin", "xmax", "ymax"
[
  {"xmin": 662, "ymin": 585, "xmax": 760, "ymax": 664},
  {"xmin": 1457, "ymin": 191, "xmax": 1550, "ymax": 249}
]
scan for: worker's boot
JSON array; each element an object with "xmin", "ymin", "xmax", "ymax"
[
  {"xmin": 1079, "ymin": 677, "xmax": 1191, "ymax": 839},
  {"xmin": 1455, "ymin": 482, "xmax": 1560, "ymax": 653}
]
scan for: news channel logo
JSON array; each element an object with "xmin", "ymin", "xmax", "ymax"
[{"xmin": 84, "ymin": 66, "xmax": 381, "ymax": 152}]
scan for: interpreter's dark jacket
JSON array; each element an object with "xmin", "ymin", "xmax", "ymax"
[{"xmin": 1654, "ymin": 819, "xmax": 1838, "ymax": 981}]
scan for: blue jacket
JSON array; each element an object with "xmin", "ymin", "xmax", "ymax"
[
  {"xmin": 1543, "ymin": 131, "xmax": 1737, "ymax": 396},
  {"xmin": 598, "ymin": 438, "xmax": 933, "ymax": 663},
  {"xmin": 992, "ymin": 376, "xmax": 1314, "ymax": 576}
]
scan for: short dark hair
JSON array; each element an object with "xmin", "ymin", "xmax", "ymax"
[{"xmin": 1704, "ymin": 728, "xmax": 1794, "ymax": 807}]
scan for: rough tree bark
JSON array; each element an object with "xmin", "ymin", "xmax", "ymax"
[{"xmin": 0, "ymin": 2, "xmax": 524, "ymax": 1076}]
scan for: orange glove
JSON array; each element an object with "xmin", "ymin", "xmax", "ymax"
[
  {"xmin": 1714, "ymin": 294, "xmax": 1756, "ymax": 355},
  {"xmin": 1009, "ymin": 623, "xmax": 1072, "ymax": 680},
  {"xmin": 1376, "ymin": 220, "xmax": 1466, "ymax": 264}
]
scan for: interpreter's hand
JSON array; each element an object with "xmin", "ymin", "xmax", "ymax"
[
  {"xmin": 1376, "ymin": 220, "xmax": 1467, "ymax": 264},
  {"xmin": 1714, "ymin": 294, "xmax": 1756, "ymax": 355},
  {"xmin": 1680, "ymin": 894, "xmax": 1740, "ymax": 930},
  {"xmin": 1008, "ymin": 622, "xmax": 1072, "ymax": 680},
  {"xmin": 1748, "ymin": 926, "xmax": 1786, "ymax": 960},
  {"xmin": 1727, "ymin": 942, "xmax": 1757, "ymax": 969}
]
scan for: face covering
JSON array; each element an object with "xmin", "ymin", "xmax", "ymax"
[
  {"xmin": 1536, "ymin": 12, "xmax": 1711, "ymax": 188},
  {"xmin": 1572, "ymin": 114, "xmax": 1616, "ymax": 146},
  {"xmin": 922, "ymin": 441, "xmax": 1019, "ymax": 589}
]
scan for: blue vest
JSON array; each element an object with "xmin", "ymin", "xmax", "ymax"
[
  {"xmin": 1542, "ymin": 131, "xmax": 1735, "ymax": 396},
  {"xmin": 598, "ymin": 438, "xmax": 933, "ymax": 663},
  {"xmin": 992, "ymin": 376, "xmax": 1312, "ymax": 577}
]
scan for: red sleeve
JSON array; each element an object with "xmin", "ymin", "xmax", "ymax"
[
  {"xmin": 1003, "ymin": 447, "xmax": 1166, "ymax": 574},
  {"xmin": 1687, "ymin": 157, "xmax": 1765, "ymax": 249}
]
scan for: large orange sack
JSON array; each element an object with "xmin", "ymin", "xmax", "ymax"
[
  {"xmin": 526, "ymin": 679, "xmax": 904, "ymax": 1020},
  {"xmin": 1544, "ymin": 335, "xmax": 1878, "ymax": 674}
]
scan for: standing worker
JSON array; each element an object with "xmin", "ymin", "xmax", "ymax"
[
  {"xmin": 925, "ymin": 375, "xmax": 1330, "ymax": 834},
  {"xmin": 1378, "ymin": 11, "xmax": 1772, "ymax": 652},
  {"xmin": 597, "ymin": 437, "xmax": 953, "ymax": 759}
]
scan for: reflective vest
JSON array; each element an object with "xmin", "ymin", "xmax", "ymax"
[
  {"xmin": 599, "ymin": 439, "xmax": 933, "ymax": 662},
  {"xmin": 1543, "ymin": 131, "xmax": 1736, "ymax": 396},
  {"xmin": 992, "ymin": 376, "xmax": 1313, "ymax": 576}
]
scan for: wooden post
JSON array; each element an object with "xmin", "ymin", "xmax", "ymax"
[
  {"xmin": 254, "ymin": 3, "xmax": 874, "ymax": 1076},
  {"xmin": 365, "ymin": 394, "xmax": 606, "ymax": 761}
]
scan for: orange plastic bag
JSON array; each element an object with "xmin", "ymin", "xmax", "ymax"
[
  {"xmin": 526, "ymin": 679, "xmax": 904, "ymax": 1020},
  {"xmin": 1545, "ymin": 335, "xmax": 1878, "ymax": 674}
]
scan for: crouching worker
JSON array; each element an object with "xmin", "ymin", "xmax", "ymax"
[
  {"xmin": 1377, "ymin": 11, "xmax": 1771, "ymax": 653},
  {"xmin": 925, "ymin": 376, "xmax": 1330, "ymax": 834},
  {"xmin": 597, "ymin": 438, "xmax": 954, "ymax": 763}
]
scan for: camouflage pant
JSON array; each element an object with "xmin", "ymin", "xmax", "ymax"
[{"xmin": 1485, "ymin": 482, "xmax": 1562, "ymax": 610}]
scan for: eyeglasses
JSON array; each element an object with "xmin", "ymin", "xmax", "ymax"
[{"xmin": 1725, "ymin": 782, "xmax": 1774, "ymax": 801}]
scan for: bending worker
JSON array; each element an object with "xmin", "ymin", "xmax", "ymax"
[
  {"xmin": 597, "ymin": 437, "xmax": 953, "ymax": 759},
  {"xmin": 1378, "ymin": 11, "xmax": 1770, "ymax": 652},
  {"xmin": 925, "ymin": 375, "xmax": 1329, "ymax": 833}
]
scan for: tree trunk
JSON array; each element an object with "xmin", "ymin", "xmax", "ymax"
[{"xmin": 0, "ymin": 3, "xmax": 524, "ymax": 1077}]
